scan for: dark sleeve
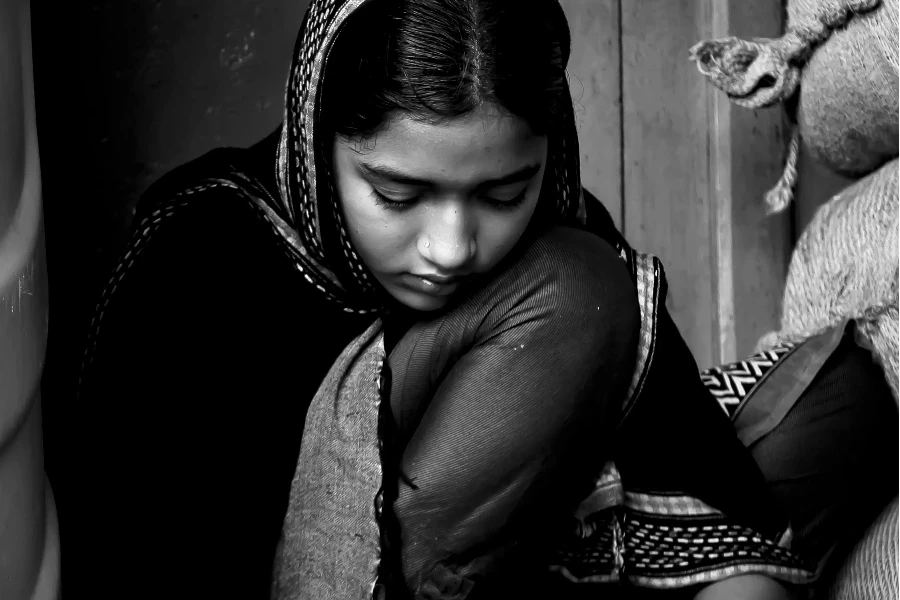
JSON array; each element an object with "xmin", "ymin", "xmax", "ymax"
[
  {"xmin": 70, "ymin": 195, "xmax": 312, "ymax": 599},
  {"xmin": 389, "ymin": 227, "xmax": 641, "ymax": 599}
]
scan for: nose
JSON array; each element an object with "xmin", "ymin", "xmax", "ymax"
[{"xmin": 418, "ymin": 202, "xmax": 476, "ymax": 273}]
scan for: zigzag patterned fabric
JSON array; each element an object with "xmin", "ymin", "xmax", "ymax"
[{"xmin": 701, "ymin": 344, "xmax": 798, "ymax": 419}]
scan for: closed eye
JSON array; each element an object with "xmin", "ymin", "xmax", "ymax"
[
  {"xmin": 370, "ymin": 184, "xmax": 531, "ymax": 212},
  {"xmin": 371, "ymin": 189, "xmax": 418, "ymax": 211},
  {"xmin": 482, "ymin": 187, "xmax": 529, "ymax": 210}
]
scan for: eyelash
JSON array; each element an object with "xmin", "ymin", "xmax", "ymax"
[{"xmin": 370, "ymin": 189, "xmax": 529, "ymax": 212}]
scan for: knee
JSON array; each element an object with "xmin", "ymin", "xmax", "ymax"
[
  {"xmin": 514, "ymin": 226, "xmax": 640, "ymax": 353},
  {"xmin": 519, "ymin": 226, "xmax": 637, "ymax": 316},
  {"xmin": 693, "ymin": 575, "xmax": 795, "ymax": 600}
]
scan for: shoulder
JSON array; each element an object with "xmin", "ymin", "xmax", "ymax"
[
  {"xmin": 87, "ymin": 148, "xmax": 305, "ymax": 345},
  {"xmin": 122, "ymin": 147, "xmax": 289, "ymax": 282},
  {"xmin": 135, "ymin": 148, "xmax": 265, "ymax": 233},
  {"xmin": 79, "ymin": 152, "xmax": 319, "ymax": 397}
]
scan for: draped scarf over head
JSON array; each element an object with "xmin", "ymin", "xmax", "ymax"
[{"xmin": 250, "ymin": 0, "xmax": 586, "ymax": 315}]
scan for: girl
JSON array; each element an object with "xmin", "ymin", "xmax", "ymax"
[{"xmin": 71, "ymin": 1, "xmax": 895, "ymax": 598}]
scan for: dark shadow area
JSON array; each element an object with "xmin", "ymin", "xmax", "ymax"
[{"xmin": 31, "ymin": 3, "xmax": 308, "ymax": 583}]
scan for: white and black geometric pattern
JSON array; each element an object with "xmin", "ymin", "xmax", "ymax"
[
  {"xmin": 624, "ymin": 512, "xmax": 813, "ymax": 587},
  {"xmin": 700, "ymin": 344, "xmax": 797, "ymax": 419},
  {"xmin": 549, "ymin": 502, "xmax": 815, "ymax": 589}
]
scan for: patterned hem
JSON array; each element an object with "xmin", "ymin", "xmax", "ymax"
[
  {"xmin": 550, "ymin": 500, "xmax": 816, "ymax": 589},
  {"xmin": 551, "ymin": 561, "xmax": 809, "ymax": 588}
]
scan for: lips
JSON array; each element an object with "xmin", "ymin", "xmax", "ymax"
[
  {"xmin": 402, "ymin": 272, "xmax": 466, "ymax": 296},
  {"xmin": 415, "ymin": 273, "xmax": 461, "ymax": 286}
]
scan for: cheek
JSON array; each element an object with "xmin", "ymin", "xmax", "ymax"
[
  {"xmin": 476, "ymin": 171, "xmax": 544, "ymax": 261},
  {"xmin": 338, "ymin": 183, "xmax": 413, "ymax": 269},
  {"xmin": 473, "ymin": 204, "xmax": 538, "ymax": 266}
]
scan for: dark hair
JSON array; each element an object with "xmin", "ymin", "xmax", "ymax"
[{"xmin": 321, "ymin": 0, "xmax": 572, "ymax": 140}]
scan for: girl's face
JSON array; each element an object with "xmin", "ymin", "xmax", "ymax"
[{"xmin": 332, "ymin": 104, "xmax": 548, "ymax": 312}]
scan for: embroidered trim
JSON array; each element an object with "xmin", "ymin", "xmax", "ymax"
[
  {"xmin": 619, "ymin": 250, "xmax": 662, "ymax": 425},
  {"xmin": 550, "ymin": 489, "xmax": 815, "ymax": 588}
]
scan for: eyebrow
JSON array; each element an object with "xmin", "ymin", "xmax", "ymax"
[{"xmin": 358, "ymin": 162, "xmax": 542, "ymax": 189}]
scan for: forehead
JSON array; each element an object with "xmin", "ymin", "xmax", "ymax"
[{"xmin": 346, "ymin": 105, "xmax": 547, "ymax": 186}]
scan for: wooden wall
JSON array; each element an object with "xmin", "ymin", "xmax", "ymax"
[{"xmin": 561, "ymin": 0, "xmax": 793, "ymax": 368}]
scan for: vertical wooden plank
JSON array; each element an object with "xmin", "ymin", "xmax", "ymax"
[
  {"xmin": 622, "ymin": 0, "xmax": 791, "ymax": 367},
  {"xmin": 718, "ymin": 0, "xmax": 792, "ymax": 361},
  {"xmin": 621, "ymin": 0, "xmax": 717, "ymax": 367},
  {"xmin": 560, "ymin": 0, "xmax": 623, "ymax": 230}
]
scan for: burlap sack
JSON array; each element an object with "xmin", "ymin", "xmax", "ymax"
[
  {"xmin": 827, "ymin": 499, "xmax": 900, "ymax": 600},
  {"xmin": 691, "ymin": 6, "xmax": 899, "ymax": 600},
  {"xmin": 688, "ymin": 0, "xmax": 898, "ymax": 211},
  {"xmin": 756, "ymin": 159, "xmax": 899, "ymax": 402},
  {"xmin": 792, "ymin": 0, "xmax": 899, "ymax": 176}
]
